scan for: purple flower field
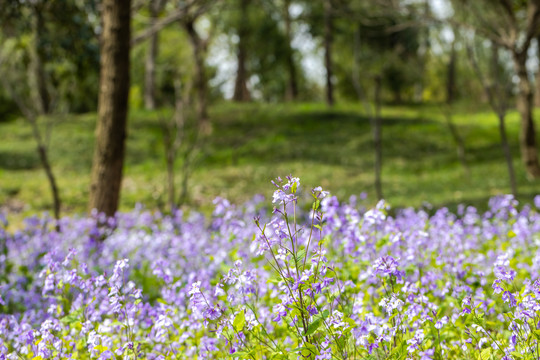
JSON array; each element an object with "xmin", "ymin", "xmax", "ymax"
[{"xmin": 0, "ymin": 177, "xmax": 539, "ymax": 360}]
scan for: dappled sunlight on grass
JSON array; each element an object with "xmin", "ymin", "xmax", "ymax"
[{"xmin": 0, "ymin": 102, "xmax": 538, "ymax": 226}]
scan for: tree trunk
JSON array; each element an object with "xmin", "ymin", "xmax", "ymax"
[
  {"xmin": 184, "ymin": 19, "xmax": 211, "ymax": 134},
  {"xmin": 144, "ymin": 3, "xmax": 159, "ymax": 109},
  {"xmin": 374, "ymin": 75, "xmax": 383, "ymax": 201},
  {"xmin": 491, "ymin": 44, "xmax": 518, "ymax": 196},
  {"xmin": 233, "ymin": 0, "xmax": 251, "ymax": 102},
  {"xmin": 323, "ymin": 0, "xmax": 334, "ymax": 106},
  {"xmin": 512, "ymin": 51, "xmax": 540, "ymax": 179},
  {"xmin": 284, "ymin": 0, "xmax": 298, "ymax": 101},
  {"xmin": 37, "ymin": 144, "xmax": 61, "ymax": 222},
  {"xmin": 446, "ymin": 37, "xmax": 457, "ymax": 105},
  {"xmin": 535, "ymin": 35, "xmax": 540, "ymax": 107},
  {"xmin": 32, "ymin": 8, "xmax": 50, "ymax": 114},
  {"xmin": 414, "ymin": 0, "xmax": 430, "ymax": 103},
  {"xmin": 89, "ymin": 0, "xmax": 131, "ymax": 217},
  {"xmin": 498, "ymin": 113, "xmax": 518, "ymax": 196},
  {"xmin": 443, "ymin": 107, "xmax": 470, "ymax": 178}
]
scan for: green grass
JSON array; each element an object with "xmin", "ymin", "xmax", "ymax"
[{"xmin": 0, "ymin": 101, "xmax": 539, "ymax": 225}]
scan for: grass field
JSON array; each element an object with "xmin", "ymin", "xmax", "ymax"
[{"xmin": 0, "ymin": 101, "xmax": 539, "ymax": 224}]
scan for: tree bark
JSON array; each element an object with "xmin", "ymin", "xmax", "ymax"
[
  {"xmin": 536, "ymin": 35, "xmax": 540, "ymax": 107},
  {"xmin": 443, "ymin": 107, "xmax": 470, "ymax": 178},
  {"xmin": 144, "ymin": 2, "xmax": 159, "ymax": 109},
  {"xmin": 184, "ymin": 19, "xmax": 210, "ymax": 134},
  {"xmin": 32, "ymin": 7, "xmax": 50, "ymax": 114},
  {"xmin": 323, "ymin": 0, "xmax": 334, "ymax": 106},
  {"xmin": 512, "ymin": 51, "xmax": 540, "ymax": 178},
  {"xmin": 233, "ymin": 0, "xmax": 251, "ymax": 102},
  {"xmin": 491, "ymin": 44, "xmax": 518, "ymax": 196},
  {"xmin": 467, "ymin": 42, "xmax": 517, "ymax": 195},
  {"xmin": 284, "ymin": 0, "xmax": 298, "ymax": 101},
  {"xmin": 446, "ymin": 37, "xmax": 457, "ymax": 105},
  {"xmin": 89, "ymin": 0, "xmax": 131, "ymax": 216},
  {"xmin": 374, "ymin": 75, "xmax": 383, "ymax": 200},
  {"xmin": 37, "ymin": 144, "xmax": 61, "ymax": 222},
  {"xmin": 498, "ymin": 112, "xmax": 518, "ymax": 196}
]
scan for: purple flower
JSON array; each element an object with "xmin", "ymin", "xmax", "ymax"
[
  {"xmin": 203, "ymin": 306, "xmax": 222, "ymax": 320},
  {"xmin": 502, "ymin": 291, "xmax": 517, "ymax": 307},
  {"xmin": 272, "ymin": 303, "xmax": 288, "ymax": 323},
  {"xmin": 373, "ymin": 256, "xmax": 400, "ymax": 277},
  {"xmin": 307, "ymin": 304, "xmax": 318, "ymax": 316},
  {"xmin": 494, "ymin": 266, "xmax": 516, "ymax": 281}
]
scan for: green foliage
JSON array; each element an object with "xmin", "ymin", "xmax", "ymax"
[
  {"xmin": 0, "ymin": 0, "xmax": 99, "ymax": 113},
  {"xmin": 0, "ymin": 102, "xmax": 538, "ymax": 228}
]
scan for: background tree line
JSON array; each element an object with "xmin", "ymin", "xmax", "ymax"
[{"xmin": 0, "ymin": 0, "xmax": 539, "ymax": 220}]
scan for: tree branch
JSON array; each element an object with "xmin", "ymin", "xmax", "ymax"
[
  {"xmin": 131, "ymin": 8, "xmax": 187, "ymax": 46},
  {"xmin": 519, "ymin": 0, "xmax": 540, "ymax": 55}
]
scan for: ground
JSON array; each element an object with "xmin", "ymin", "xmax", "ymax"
[{"xmin": 0, "ymin": 101, "xmax": 538, "ymax": 226}]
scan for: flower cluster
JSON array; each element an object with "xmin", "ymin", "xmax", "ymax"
[{"xmin": 0, "ymin": 181, "xmax": 538, "ymax": 359}]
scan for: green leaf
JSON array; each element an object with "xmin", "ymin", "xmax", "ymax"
[
  {"xmin": 295, "ymin": 249, "xmax": 306, "ymax": 264},
  {"xmin": 233, "ymin": 310, "xmax": 246, "ymax": 332},
  {"xmin": 60, "ymin": 308, "xmax": 84, "ymax": 325},
  {"xmin": 479, "ymin": 348, "xmax": 491, "ymax": 360},
  {"xmin": 305, "ymin": 318, "xmax": 323, "ymax": 336},
  {"xmin": 230, "ymin": 351, "xmax": 249, "ymax": 358},
  {"xmin": 511, "ymin": 352, "xmax": 523, "ymax": 359}
]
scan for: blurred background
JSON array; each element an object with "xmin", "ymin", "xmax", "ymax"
[{"xmin": 0, "ymin": 0, "xmax": 539, "ymax": 223}]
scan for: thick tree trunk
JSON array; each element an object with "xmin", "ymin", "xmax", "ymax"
[
  {"xmin": 184, "ymin": 20, "xmax": 210, "ymax": 134},
  {"xmin": 144, "ymin": 3, "xmax": 159, "ymax": 109},
  {"xmin": 512, "ymin": 51, "xmax": 540, "ymax": 179},
  {"xmin": 284, "ymin": 0, "xmax": 298, "ymax": 101},
  {"xmin": 233, "ymin": 0, "xmax": 251, "ymax": 102},
  {"xmin": 89, "ymin": 0, "xmax": 131, "ymax": 216},
  {"xmin": 323, "ymin": 0, "xmax": 334, "ymax": 106}
]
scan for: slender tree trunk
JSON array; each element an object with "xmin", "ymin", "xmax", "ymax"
[
  {"xmin": 491, "ymin": 45, "xmax": 517, "ymax": 196},
  {"xmin": 414, "ymin": 0, "xmax": 430, "ymax": 103},
  {"xmin": 498, "ymin": 113, "xmax": 518, "ymax": 196},
  {"xmin": 184, "ymin": 19, "xmax": 211, "ymax": 134},
  {"xmin": 32, "ymin": 8, "xmax": 50, "ymax": 114},
  {"xmin": 374, "ymin": 75, "xmax": 383, "ymax": 200},
  {"xmin": 37, "ymin": 144, "xmax": 61, "ymax": 221},
  {"xmin": 535, "ymin": 35, "xmax": 540, "ymax": 107},
  {"xmin": 467, "ymin": 42, "xmax": 517, "ymax": 196},
  {"xmin": 446, "ymin": 37, "xmax": 457, "ymax": 105},
  {"xmin": 352, "ymin": 25, "xmax": 372, "ymax": 116},
  {"xmin": 89, "ymin": 0, "xmax": 131, "ymax": 216},
  {"xmin": 323, "ymin": 0, "xmax": 334, "ymax": 106},
  {"xmin": 284, "ymin": 0, "xmax": 298, "ymax": 101},
  {"xmin": 443, "ymin": 108, "xmax": 470, "ymax": 177},
  {"xmin": 445, "ymin": 36, "xmax": 469, "ymax": 178},
  {"xmin": 144, "ymin": 3, "xmax": 159, "ymax": 109},
  {"xmin": 233, "ymin": 0, "xmax": 251, "ymax": 102},
  {"xmin": 512, "ymin": 51, "xmax": 540, "ymax": 178}
]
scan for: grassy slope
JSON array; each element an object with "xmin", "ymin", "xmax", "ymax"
[{"xmin": 0, "ymin": 102, "xmax": 539, "ymax": 224}]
